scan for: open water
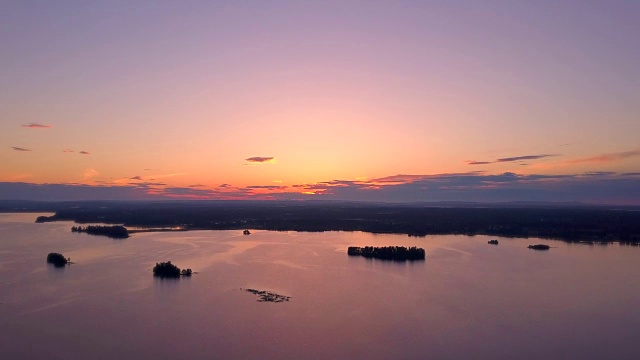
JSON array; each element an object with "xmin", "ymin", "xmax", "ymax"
[{"xmin": 1, "ymin": 213, "xmax": 639, "ymax": 359}]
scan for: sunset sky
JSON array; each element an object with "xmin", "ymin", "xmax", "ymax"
[{"xmin": 1, "ymin": 1, "xmax": 639, "ymax": 203}]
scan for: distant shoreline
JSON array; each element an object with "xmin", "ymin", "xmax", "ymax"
[
  {"xmin": 15, "ymin": 200, "xmax": 639, "ymax": 244},
  {"xmin": 117, "ymin": 228, "xmax": 639, "ymax": 245}
]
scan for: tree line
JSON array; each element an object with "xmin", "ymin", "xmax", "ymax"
[
  {"xmin": 152, "ymin": 261, "xmax": 192, "ymax": 278},
  {"xmin": 348, "ymin": 246, "xmax": 426, "ymax": 261},
  {"xmin": 71, "ymin": 225, "xmax": 129, "ymax": 239}
]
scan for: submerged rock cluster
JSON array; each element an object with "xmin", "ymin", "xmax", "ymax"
[{"xmin": 243, "ymin": 288, "xmax": 290, "ymax": 302}]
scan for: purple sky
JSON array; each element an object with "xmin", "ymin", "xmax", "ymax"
[{"xmin": 1, "ymin": 1, "xmax": 639, "ymax": 203}]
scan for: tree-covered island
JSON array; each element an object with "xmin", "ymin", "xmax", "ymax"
[
  {"xmin": 348, "ymin": 246, "xmax": 426, "ymax": 261},
  {"xmin": 46, "ymin": 252, "xmax": 69, "ymax": 267},
  {"xmin": 71, "ymin": 225, "xmax": 129, "ymax": 239},
  {"xmin": 528, "ymin": 244, "xmax": 551, "ymax": 250},
  {"xmin": 152, "ymin": 261, "xmax": 192, "ymax": 278}
]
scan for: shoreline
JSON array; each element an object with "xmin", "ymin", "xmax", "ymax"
[{"xmin": 9, "ymin": 202, "xmax": 640, "ymax": 244}]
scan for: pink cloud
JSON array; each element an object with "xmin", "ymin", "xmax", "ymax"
[
  {"xmin": 21, "ymin": 123, "xmax": 52, "ymax": 129},
  {"xmin": 570, "ymin": 149, "xmax": 640, "ymax": 164},
  {"xmin": 245, "ymin": 156, "xmax": 274, "ymax": 163},
  {"xmin": 11, "ymin": 147, "xmax": 32, "ymax": 152}
]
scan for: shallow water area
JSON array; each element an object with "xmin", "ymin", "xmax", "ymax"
[{"xmin": 1, "ymin": 213, "xmax": 639, "ymax": 360}]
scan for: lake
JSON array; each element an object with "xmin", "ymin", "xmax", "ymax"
[{"xmin": 1, "ymin": 212, "xmax": 639, "ymax": 360}]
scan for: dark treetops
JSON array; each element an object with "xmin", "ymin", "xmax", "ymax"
[
  {"xmin": 46, "ymin": 252, "xmax": 68, "ymax": 267},
  {"xmin": 528, "ymin": 244, "xmax": 551, "ymax": 250},
  {"xmin": 70, "ymin": 225, "xmax": 129, "ymax": 239},
  {"xmin": 348, "ymin": 246, "xmax": 426, "ymax": 261},
  {"xmin": 27, "ymin": 201, "xmax": 640, "ymax": 244},
  {"xmin": 152, "ymin": 261, "xmax": 192, "ymax": 278}
]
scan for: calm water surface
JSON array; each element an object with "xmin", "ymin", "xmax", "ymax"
[{"xmin": 1, "ymin": 213, "xmax": 639, "ymax": 359}]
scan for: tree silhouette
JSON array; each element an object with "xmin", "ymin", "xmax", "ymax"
[{"xmin": 47, "ymin": 252, "xmax": 68, "ymax": 267}]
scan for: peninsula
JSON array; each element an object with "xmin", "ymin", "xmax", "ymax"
[{"xmin": 70, "ymin": 225, "xmax": 129, "ymax": 239}]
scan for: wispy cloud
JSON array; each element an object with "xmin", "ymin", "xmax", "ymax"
[
  {"xmin": 467, "ymin": 154, "xmax": 559, "ymax": 165},
  {"xmin": 21, "ymin": 122, "xmax": 51, "ymax": 129},
  {"xmin": 246, "ymin": 185, "xmax": 287, "ymax": 190},
  {"xmin": 372, "ymin": 172, "xmax": 485, "ymax": 185},
  {"xmin": 245, "ymin": 156, "xmax": 275, "ymax": 163},
  {"xmin": 2, "ymin": 171, "xmax": 639, "ymax": 204},
  {"xmin": 583, "ymin": 171, "xmax": 616, "ymax": 176},
  {"xmin": 79, "ymin": 151, "xmax": 90, "ymax": 155},
  {"xmin": 63, "ymin": 149, "xmax": 74, "ymax": 153},
  {"xmin": 82, "ymin": 168, "xmax": 99, "ymax": 181},
  {"xmin": 497, "ymin": 154, "xmax": 558, "ymax": 162},
  {"xmin": 134, "ymin": 182, "xmax": 166, "ymax": 187},
  {"xmin": 277, "ymin": 172, "xmax": 640, "ymax": 204},
  {"xmin": 11, "ymin": 147, "xmax": 32, "ymax": 152},
  {"xmin": 570, "ymin": 149, "xmax": 640, "ymax": 164},
  {"xmin": 151, "ymin": 173, "xmax": 190, "ymax": 179},
  {"xmin": 130, "ymin": 176, "xmax": 142, "ymax": 180}
]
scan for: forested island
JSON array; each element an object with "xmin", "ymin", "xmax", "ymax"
[
  {"xmin": 70, "ymin": 225, "xmax": 129, "ymax": 239},
  {"xmin": 528, "ymin": 244, "xmax": 551, "ymax": 250},
  {"xmin": 14, "ymin": 200, "xmax": 640, "ymax": 244},
  {"xmin": 152, "ymin": 261, "xmax": 192, "ymax": 278},
  {"xmin": 348, "ymin": 246, "xmax": 426, "ymax": 261},
  {"xmin": 46, "ymin": 252, "xmax": 69, "ymax": 267}
]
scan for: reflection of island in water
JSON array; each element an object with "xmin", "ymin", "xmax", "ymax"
[
  {"xmin": 243, "ymin": 288, "xmax": 290, "ymax": 302},
  {"xmin": 348, "ymin": 246, "xmax": 425, "ymax": 261},
  {"xmin": 70, "ymin": 225, "xmax": 129, "ymax": 239}
]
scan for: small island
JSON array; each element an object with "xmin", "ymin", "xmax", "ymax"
[
  {"xmin": 46, "ymin": 252, "xmax": 69, "ymax": 267},
  {"xmin": 243, "ymin": 288, "xmax": 290, "ymax": 302},
  {"xmin": 348, "ymin": 246, "xmax": 426, "ymax": 261},
  {"xmin": 71, "ymin": 225, "xmax": 129, "ymax": 239},
  {"xmin": 243, "ymin": 229, "xmax": 251, "ymax": 235},
  {"xmin": 152, "ymin": 261, "xmax": 192, "ymax": 278},
  {"xmin": 488, "ymin": 239, "xmax": 499, "ymax": 245},
  {"xmin": 528, "ymin": 244, "xmax": 550, "ymax": 250}
]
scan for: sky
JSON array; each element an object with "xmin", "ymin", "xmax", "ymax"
[{"xmin": 1, "ymin": 1, "xmax": 639, "ymax": 204}]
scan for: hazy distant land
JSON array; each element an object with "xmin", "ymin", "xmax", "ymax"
[{"xmin": 4, "ymin": 200, "xmax": 639, "ymax": 244}]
